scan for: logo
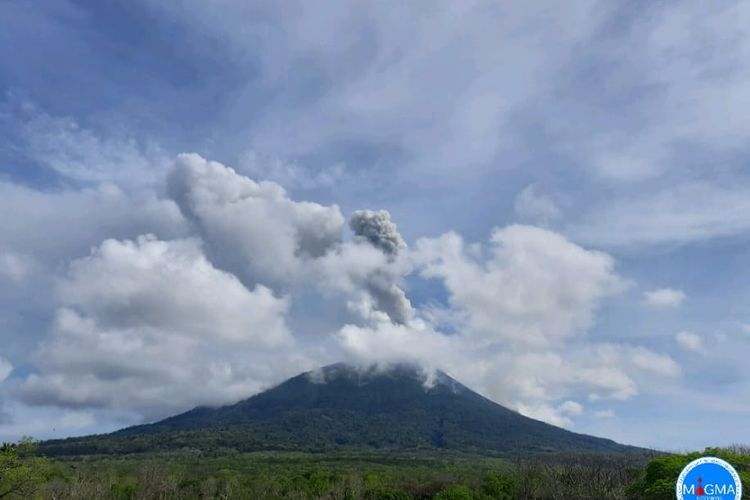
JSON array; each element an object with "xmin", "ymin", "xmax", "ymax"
[{"xmin": 676, "ymin": 456, "xmax": 742, "ymax": 500}]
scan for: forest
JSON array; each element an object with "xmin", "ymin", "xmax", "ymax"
[{"xmin": 2, "ymin": 439, "xmax": 749, "ymax": 499}]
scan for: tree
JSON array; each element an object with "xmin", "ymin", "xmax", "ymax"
[
  {"xmin": 434, "ymin": 484, "xmax": 476, "ymax": 500},
  {"xmin": 0, "ymin": 438, "xmax": 51, "ymax": 499}
]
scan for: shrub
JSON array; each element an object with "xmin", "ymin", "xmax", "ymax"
[
  {"xmin": 365, "ymin": 486, "xmax": 413, "ymax": 499},
  {"xmin": 110, "ymin": 479, "xmax": 138, "ymax": 500},
  {"xmin": 434, "ymin": 484, "xmax": 477, "ymax": 500},
  {"xmin": 0, "ymin": 438, "xmax": 53, "ymax": 499},
  {"xmin": 628, "ymin": 448, "xmax": 750, "ymax": 500},
  {"xmin": 481, "ymin": 473, "xmax": 518, "ymax": 499}
]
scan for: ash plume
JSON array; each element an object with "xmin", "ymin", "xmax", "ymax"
[{"xmin": 350, "ymin": 210, "xmax": 406, "ymax": 255}]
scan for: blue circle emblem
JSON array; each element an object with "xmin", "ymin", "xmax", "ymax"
[{"xmin": 676, "ymin": 456, "xmax": 742, "ymax": 500}]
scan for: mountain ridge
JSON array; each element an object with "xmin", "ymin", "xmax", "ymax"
[{"xmin": 40, "ymin": 362, "xmax": 644, "ymax": 457}]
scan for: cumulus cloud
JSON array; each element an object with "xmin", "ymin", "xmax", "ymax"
[
  {"xmin": 0, "ymin": 181, "xmax": 188, "ymax": 265},
  {"xmin": 0, "ymin": 179, "xmax": 190, "ymax": 386},
  {"xmin": 332, "ymin": 223, "xmax": 679, "ymax": 428},
  {"xmin": 167, "ymin": 153, "xmax": 345, "ymax": 287},
  {"xmin": 518, "ymin": 400, "xmax": 583, "ymax": 428},
  {"xmin": 675, "ymin": 331, "xmax": 703, "ymax": 352},
  {"xmin": 334, "ymin": 220, "xmax": 680, "ymax": 427},
  {"xmin": 334, "ymin": 317, "xmax": 677, "ymax": 428},
  {"xmin": 497, "ymin": 349, "xmax": 638, "ymax": 404},
  {"xmin": 3, "ymin": 153, "xmax": 679, "ymax": 432},
  {"xmin": 12, "ymin": 155, "xmax": 419, "ymax": 419},
  {"xmin": 5, "ymin": 0, "xmax": 750, "ymax": 446},
  {"xmin": 20, "ymin": 235, "xmax": 294, "ymax": 418},
  {"xmin": 627, "ymin": 346, "xmax": 680, "ymax": 377},
  {"xmin": 59, "ymin": 235, "xmax": 291, "ymax": 345},
  {"xmin": 167, "ymin": 154, "xmax": 413, "ymax": 325},
  {"xmin": 413, "ymin": 225, "xmax": 625, "ymax": 347},
  {"xmin": 644, "ymin": 288, "xmax": 686, "ymax": 308},
  {"xmin": 337, "ymin": 320, "xmax": 459, "ymax": 371}
]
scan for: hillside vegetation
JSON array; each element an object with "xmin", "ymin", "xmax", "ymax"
[
  {"xmin": 19, "ymin": 364, "xmax": 746, "ymax": 498},
  {"xmin": 41, "ymin": 364, "xmax": 635, "ymax": 458},
  {"xmin": 4, "ymin": 443, "xmax": 749, "ymax": 499}
]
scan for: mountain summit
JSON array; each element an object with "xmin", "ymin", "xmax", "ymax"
[{"xmin": 42, "ymin": 363, "xmax": 638, "ymax": 456}]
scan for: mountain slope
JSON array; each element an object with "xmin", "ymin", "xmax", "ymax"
[{"xmin": 41, "ymin": 363, "xmax": 639, "ymax": 456}]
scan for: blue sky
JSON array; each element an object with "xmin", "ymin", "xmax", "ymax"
[{"xmin": 2, "ymin": 0, "xmax": 750, "ymax": 451}]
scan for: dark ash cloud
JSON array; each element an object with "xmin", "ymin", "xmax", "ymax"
[{"xmin": 350, "ymin": 209, "xmax": 406, "ymax": 255}]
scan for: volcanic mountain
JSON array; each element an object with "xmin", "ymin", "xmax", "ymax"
[{"xmin": 41, "ymin": 363, "xmax": 638, "ymax": 456}]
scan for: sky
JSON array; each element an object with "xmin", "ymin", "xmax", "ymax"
[{"xmin": 1, "ymin": 0, "xmax": 750, "ymax": 451}]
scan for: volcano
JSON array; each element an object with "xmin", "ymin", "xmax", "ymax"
[{"xmin": 41, "ymin": 363, "xmax": 639, "ymax": 456}]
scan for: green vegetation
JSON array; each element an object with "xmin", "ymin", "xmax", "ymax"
[
  {"xmin": 1, "ymin": 440, "xmax": 747, "ymax": 499},
  {"xmin": 0, "ymin": 438, "xmax": 54, "ymax": 499},
  {"xmin": 0, "ymin": 439, "xmax": 646, "ymax": 499},
  {"xmin": 627, "ymin": 445, "xmax": 750, "ymax": 499},
  {"xmin": 7, "ymin": 368, "xmax": 749, "ymax": 498},
  {"xmin": 41, "ymin": 364, "xmax": 636, "ymax": 458}
]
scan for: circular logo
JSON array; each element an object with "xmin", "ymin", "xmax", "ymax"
[{"xmin": 676, "ymin": 456, "xmax": 742, "ymax": 500}]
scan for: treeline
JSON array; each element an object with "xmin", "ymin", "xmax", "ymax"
[{"xmin": 2, "ymin": 441, "xmax": 749, "ymax": 499}]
